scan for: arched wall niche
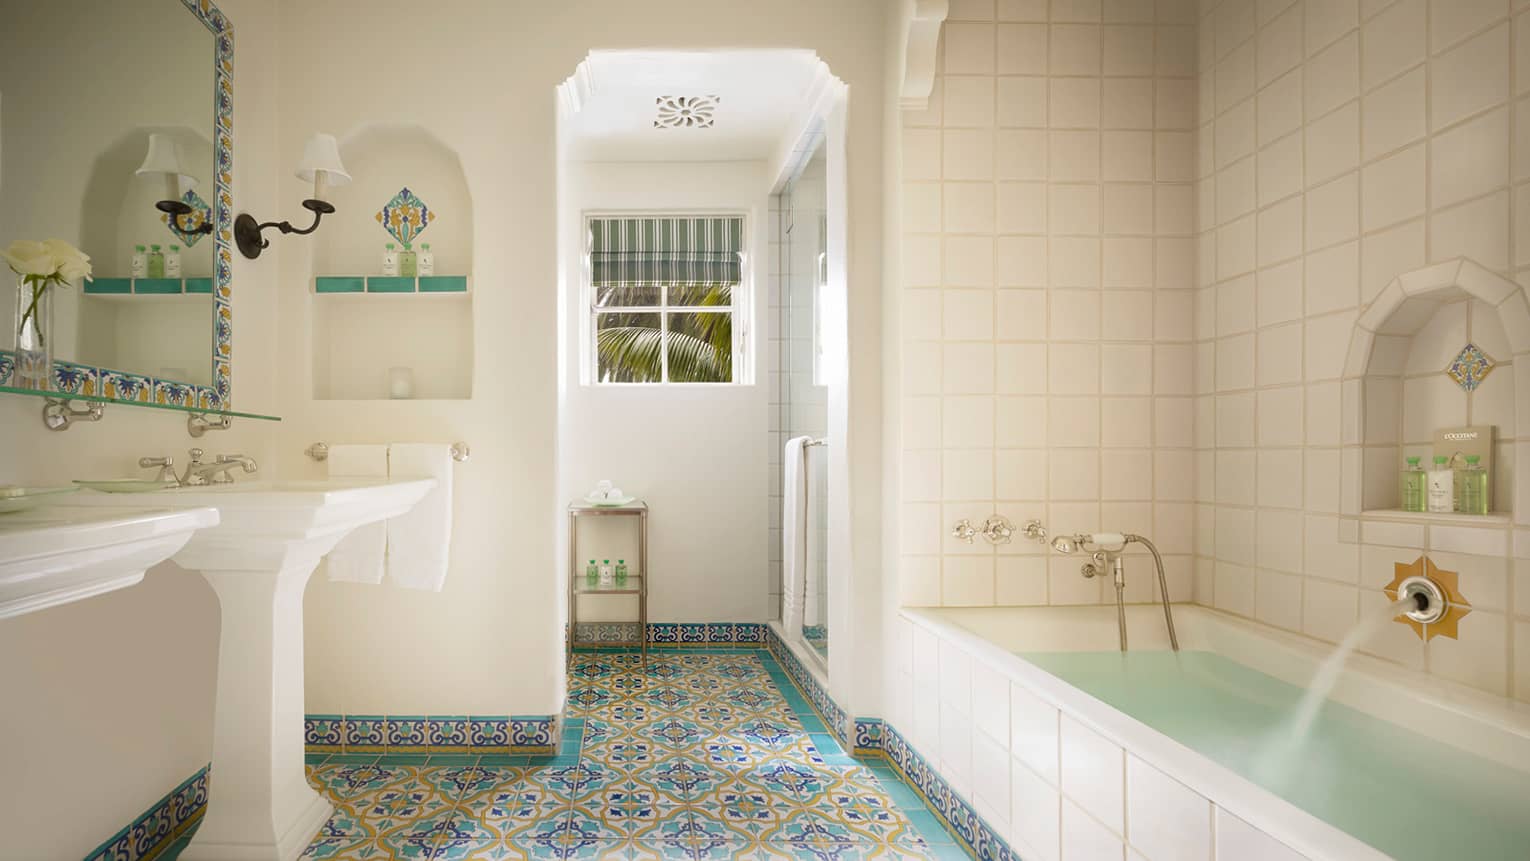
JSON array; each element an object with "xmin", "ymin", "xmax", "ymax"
[
  {"xmin": 308, "ymin": 122, "xmax": 475, "ymax": 400},
  {"xmin": 1343, "ymin": 258, "xmax": 1530, "ymax": 520}
]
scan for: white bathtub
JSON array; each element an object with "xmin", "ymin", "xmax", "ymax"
[{"xmin": 897, "ymin": 604, "xmax": 1530, "ymax": 861}]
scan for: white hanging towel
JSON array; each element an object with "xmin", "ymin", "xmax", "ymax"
[
  {"xmin": 385, "ymin": 443, "xmax": 454, "ymax": 591},
  {"xmin": 781, "ymin": 436, "xmax": 811, "ymax": 634},
  {"xmin": 324, "ymin": 445, "xmax": 390, "ymax": 584},
  {"xmin": 802, "ymin": 451, "xmax": 823, "ymax": 629}
]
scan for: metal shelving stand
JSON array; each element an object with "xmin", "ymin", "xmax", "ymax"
[{"xmin": 567, "ymin": 500, "xmax": 648, "ymax": 665}]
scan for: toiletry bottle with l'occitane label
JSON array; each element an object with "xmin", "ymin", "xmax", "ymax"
[{"xmin": 1427, "ymin": 456, "xmax": 1454, "ymax": 513}]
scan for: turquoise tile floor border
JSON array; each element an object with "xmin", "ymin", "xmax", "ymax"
[{"xmin": 148, "ymin": 648, "xmax": 974, "ymax": 860}]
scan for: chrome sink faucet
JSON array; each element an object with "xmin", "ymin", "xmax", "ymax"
[{"xmin": 143, "ymin": 449, "xmax": 259, "ymax": 486}]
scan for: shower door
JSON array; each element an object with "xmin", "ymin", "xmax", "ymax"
[{"xmin": 780, "ymin": 137, "xmax": 829, "ymax": 665}]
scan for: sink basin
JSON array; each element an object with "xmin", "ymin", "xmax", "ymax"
[
  {"xmin": 0, "ymin": 504, "xmax": 218, "ymax": 619},
  {"xmin": 70, "ymin": 478, "xmax": 435, "ymax": 566},
  {"xmin": 70, "ymin": 476, "xmax": 437, "ymax": 861}
]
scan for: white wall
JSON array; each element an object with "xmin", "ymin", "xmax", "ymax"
[
  {"xmin": 280, "ymin": 0, "xmax": 890, "ymax": 721},
  {"xmin": 1194, "ymin": 0, "xmax": 1530, "ymax": 700},
  {"xmin": 559, "ymin": 160, "xmax": 771, "ymax": 627},
  {"xmin": 0, "ymin": 0, "xmax": 284, "ymax": 853}
]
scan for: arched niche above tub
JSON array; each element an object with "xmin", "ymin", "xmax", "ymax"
[
  {"xmin": 309, "ymin": 124, "xmax": 474, "ymax": 400},
  {"xmin": 1343, "ymin": 258, "xmax": 1530, "ymax": 518}
]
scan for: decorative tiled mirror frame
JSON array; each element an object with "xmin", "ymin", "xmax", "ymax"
[
  {"xmin": 0, "ymin": 0, "xmax": 233, "ymax": 411},
  {"xmin": 1341, "ymin": 258, "xmax": 1530, "ymax": 523}
]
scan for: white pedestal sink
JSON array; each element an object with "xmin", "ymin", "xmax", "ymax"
[
  {"xmin": 0, "ymin": 505, "xmax": 218, "ymax": 619},
  {"xmin": 71, "ymin": 479, "xmax": 435, "ymax": 861}
]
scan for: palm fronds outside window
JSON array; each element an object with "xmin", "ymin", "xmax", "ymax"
[{"xmin": 589, "ymin": 216, "xmax": 743, "ymax": 384}]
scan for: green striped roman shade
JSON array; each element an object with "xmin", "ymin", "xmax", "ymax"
[{"xmin": 589, "ymin": 216, "xmax": 744, "ymax": 286}]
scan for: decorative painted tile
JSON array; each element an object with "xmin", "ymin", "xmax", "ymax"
[
  {"xmin": 82, "ymin": 766, "xmax": 207, "ymax": 861},
  {"xmin": 1447, "ymin": 342, "xmax": 1495, "ymax": 391},
  {"xmin": 375, "ymin": 187, "xmax": 435, "ymax": 247},
  {"xmin": 306, "ymin": 714, "xmax": 345, "ymax": 752},
  {"xmin": 0, "ymin": 351, "xmax": 13, "ymax": 386},
  {"xmin": 161, "ymin": 188, "xmax": 214, "ymax": 246},
  {"xmin": 386, "ymin": 716, "xmax": 430, "ymax": 750},
  {"xmin": 429, "ymin": 715, "xmax": 470, "ymax": 751},
  {"xmin": 50, "ymin": 361, "xmax": 97, "ymax": 396},
  {"xmin": 470, "ymin": 717, "xmax": 511, "ymax": 751},
  {"xmin": 343, "ymin": 716, "xmax": 387, "ymax": 752}
]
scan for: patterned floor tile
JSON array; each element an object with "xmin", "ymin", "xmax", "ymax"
[{"xmin": 301, "ymin": 652, "xmax": 954, "ymax": 860}]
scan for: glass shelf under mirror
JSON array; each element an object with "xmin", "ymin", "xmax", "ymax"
[{"xmin": 0, "ymin": 384, "xmax": 281, "ymax": 421}]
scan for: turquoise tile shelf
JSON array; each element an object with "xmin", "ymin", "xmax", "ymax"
[
  {"xmin": 82, "ymin": 277, "xmax": 215, "ymax": 296},
  {"xmin": 366, "ymin": 276, "xmax": 416, "ymax": 293},
  {"xmin": 418, "ymin": 275, "xmax": 468, "ymax": 293},
  {"xmin": 84, "ymin": 278, "xmax": 131, "ymax": 294},
  {"xmin": 135, "ymin": 278, "xmax": 183, "ymax": 294},
  {"xmin": 314, "ymin": 275, "xmax": 469, "ymax": 295},
  {"xmin": 314, "ymin": 276, "xmax": 365, "ymax": 294}
]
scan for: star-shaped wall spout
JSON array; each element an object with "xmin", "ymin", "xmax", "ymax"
[{"xmin": 1385, "ymin": 556, "xmax": 1471, "ymax": 641}]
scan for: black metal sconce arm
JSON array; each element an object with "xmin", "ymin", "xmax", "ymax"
[
  {"xmin": 155, "ymin": 199, "xmax": 214, "ymax": 235},
  {"xmin": 234, "ymin": 199, "xmax": 336, "ymax": 259}
]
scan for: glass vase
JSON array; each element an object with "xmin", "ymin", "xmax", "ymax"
[{"xmin": 13, "ymin": 277, "xmax": 54, "ymax": 390}]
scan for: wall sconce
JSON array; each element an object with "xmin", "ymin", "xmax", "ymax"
[
  {"xmin": 137, "ymin": 133, "xmax": 211, "ymax": 235},
  {"xmin": 234, "ymin": 133, "xmax": 351, "ymax": 259}
]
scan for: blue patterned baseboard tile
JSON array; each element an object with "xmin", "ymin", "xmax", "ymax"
[
  {"xmin": 307, "ymin": 713, "xmax": 559, "ymax": 755},
  {"xmin": 879, "ymin": 722, "xmax": 1019, "ymax": 861},
  {"xmin": 82, "ymin": 764, "xmax": 209, "ymax": 861},
  {"xmin": 853, "ymin": 717, "xmax": 885, "ymax": 755},
  {"xmin": 764, "ymin": 626, "xmax": 852, "ymax": 750},
  {"xmin": 572, "ymin": 621, "xmax": 770, "ymax": 645}
]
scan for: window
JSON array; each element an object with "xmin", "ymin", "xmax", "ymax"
[{"xmin": 588, "ymin": 215, "xmax": 745, "ymax": 384}]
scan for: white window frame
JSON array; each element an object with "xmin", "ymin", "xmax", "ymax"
[{"xmin": 583, "ymin": 211, "xmax": 751, "ymax": 386}]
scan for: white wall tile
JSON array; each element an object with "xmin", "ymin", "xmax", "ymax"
[{"xmin": 1214, "ymin": 808, "xmax": 1305, "ymax": 861}]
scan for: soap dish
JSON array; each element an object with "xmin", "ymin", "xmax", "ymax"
[{"xmin": 0, "ymin": 485, "xmax": 80, "ymax": 514}]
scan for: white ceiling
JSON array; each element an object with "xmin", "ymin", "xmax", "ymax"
[{"xmin": 560, "ymin": 50, "xmax": 825, "ymax": 162}]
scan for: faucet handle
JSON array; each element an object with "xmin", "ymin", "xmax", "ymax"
[
  {"xmin": 138, "ymin": 456, "xmax": 175, "ymax": 484},
  {"xmin": 951, "ymin": 519, "xmax": 978, "ymax": 544},
  {"xmin": 187, "ymin": 448, "xmax": 204, "ymax": 464}
]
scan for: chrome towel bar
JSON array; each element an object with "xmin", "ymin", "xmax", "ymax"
[{"xmin": 305, "ymin": 441, "xmax": 470, "ymax": 463}]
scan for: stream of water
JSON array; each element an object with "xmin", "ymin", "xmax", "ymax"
[{"xmin": 1285, "ymin": 596, "xmax": 1416, "ymax": 743}]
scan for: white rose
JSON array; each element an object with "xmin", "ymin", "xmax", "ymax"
[
  {"xmin": 0, "ymin": 240, "xmax": 53, "ymax": 276},
  {"xmin": 43, "ymin": 239, "xmax": 91, "ymax": 283}
]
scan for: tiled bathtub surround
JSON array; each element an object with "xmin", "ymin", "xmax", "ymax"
[
  {"xmin": 892, "ymin": 611, "xmax": 1314, "ymax": 861},
  {"xmin": 1194, "ymin": 0, "xmax": 1530, "ymax": 701},
  {"xmin": 898, "ymin": 0, "xmax": 1201, "ymax": 609}
]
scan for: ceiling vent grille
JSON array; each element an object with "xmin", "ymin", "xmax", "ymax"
[{"xmin": 654, "ymin": 95, "xmax": 719, "ymax": 128}]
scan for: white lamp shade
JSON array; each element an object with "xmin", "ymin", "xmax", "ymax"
[
  {"xmin": 135, "ymin": 133, "xmax": 198, "ymax": 193},
  {"xmin": 295, "ymin": 133, "xmax": 351, "ymax": 186}
]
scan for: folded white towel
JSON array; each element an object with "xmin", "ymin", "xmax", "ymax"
[
  {"xmin": 385, "ymin": 443, "xmax": 454, "ymax": 591},
  {"xmin": 802, "ymin": 452, "xmax": 823, "ymax": 629},
  {"xmin": 324, "ymin": 445, "xmax": 389, "ymax": 584},
  {"xmin": 781, "ymin": 436, "xmax": 811, "ymax": 633}
]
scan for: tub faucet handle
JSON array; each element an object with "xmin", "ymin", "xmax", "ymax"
[
  {"xmin": 1020, "ymin": 519, "xmax": 1047, "ymax": 544},
  {"xmin": 981, "ymin": 516, "xmax": 1015, "ymax": 545},
  {"xmin": 951, "ymin": 519, "xmax": 978, "ymax": 544}
]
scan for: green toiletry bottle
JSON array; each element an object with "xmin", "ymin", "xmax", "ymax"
[
  {"xmin": 399, "ymin": 243, "xmax": 418, "ymax": 278},
  {"xmin": 147, "ymin": 244, "xmax": 165, "ymax": 278},
  {"xmin": 1461, "ymin": 455, "xmax": 1489, "ymax": 515},
  {"xmin": 615, "ymin": 559, "xmax": 628, "ymax": 586},
  {"xmin": 586, "ymin": 559, "xmax": 598, "ymax": 587},
  {"xmin": 1400, "ymin": 456, "xmax": 1426, "ymax": 512}
]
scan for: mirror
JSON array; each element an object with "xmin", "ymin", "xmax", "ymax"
[
  {"xmin": 0, "ymin": 0, "xmax": 229, "ymax": 406},
  {"xmin": 782, "ymin": 133, "xmax": 829, "ymax": 665}
]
